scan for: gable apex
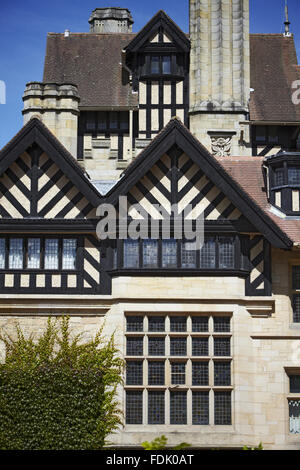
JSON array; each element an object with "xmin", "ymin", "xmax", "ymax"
[
  {"xmin": 125, "ymin": 10, "xmax": 190, "ymax": 53},
  {"xmin": 0, "ymin": 118, "xmax": 102, "ymax": 209}
]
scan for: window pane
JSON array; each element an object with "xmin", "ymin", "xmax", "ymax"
[
  {"xmin": 62, "ymin": 239, "xmax": 77, "ymax": 270},
  {"xmin": 148, "ymin": 316, "xmax": 165, "ymax": 332},
  {"xmin": 148, "ymin": 361, "xmax": 165, "ymax": 385},
  {"xmin": 170, "ymin": 337, "xmax": 187, "ymax": 356},
  {"xmin": 27, "ymin": 238, "xmax": 40, "ymax": 269},
  {"xmin": 219, "ymin": 237, "xmax": 235, "ymax": 269},
  {"xmin": 214, "ymin": 361, "xmax": 231, "ymax": 386},
  {"xmin": 0, "ymin": 239, "xmax": 5, "ymax": 269},
  {"xmin": 290, "ymin": 375, "xmax": 300, "ymax": 393},
  {"xmin": 170, "ymin": 391, "xmax": 187, "ymax": 424},
  {"xmin": 214, "ymin": 317, "xmax": 231, "ymax": 332},
  {"xmin": 171, "ymin": 362, "xmax": 186, "ymax": 385},
  {"xmin": 162, "ymin": 240, "xmax": 177, "ymax": 268},
  {"xmin": 9, "ymin": 239, "xmax": 23, "ymax": 269},
  {"xmin": 150, "ymin": 56, "xmax": 159, "ymax": 74},
  {"xmin": 289, "ymin": 400, "xmax": 300, "ymax": 434},
  {"xmin": 288, "ymin": 167, "xmax": 300, "ymax": 185},
  {"xmin": 126, "ymin": 337, "xmax": 143, "ymax": 356},
  {"xmin": 148, "ymin": 391, "xmax": 165, "ymax": 424},
  {"xmin": 123, "ymin": 240, "xmax": 139, "ymax": 268},
  {"xmin": 126, "ymin": 391, "xmax": 143, "ymax": 424},
  {"xmin": 292, "ymin": 266, "xmax": 300, "ymax": 290},
  {"xmin": 192, "ymin": 362, "xmax": 209, "ymax": 386},
  {"xmin": 214, "ymin": 391, "xmax": 231, "ymax": 425},
  {"xmin": 109, "ymin": 111, "xmax": 118, "ymax": 129},
  {"xmin": 255, "ymin": 126, "xmax": 266, "ymax": 142},
  {"xmin": 192, "ymin": 316, "xmax": 209, "ymax": 332},
  {"xmin": 126, "ymin": 361, "xmax": 143, "ymax": 385},
  {"xmin": 162, "ymin": 56, "xmax": 171, "ymax": 74},
  {"xmin": 214, "ymin": 337, "xmax": 231, "ymax": 357},
  {"xmin": 148, "ymin": 337, "xmax": 165, "ymax": 356},
  {"xmin": 274, "ymin": 167, "xmax": 284, "ymax": 187},
  {"xmin": 85, "ymin": 112, "xmax": 96, "ymax": 131},
  {"xmin": 127, "ymin": 316, "xmax": 143, "ymax": 332},
  {"xmin": 170, "ymin": 316, "xmax": 186, "ymax": 332},
  {"xmin": 192, "ymin": 337, "xmax": 209, "ymax": 356},
  {"xmin": 294, "ymin": 296, "xmax": 300, "ymax": 323},
  {"xmin": 120, "ymin": 111, "xmax": 129, "ymax": 130},
  {"xmin": 97, "ymin": 111, "xmax": 106, "ymax": 131},
  {"xmin": 44, "ymin": 239, "xmax": 59, "ymax": 270},
  {"xmin": 193, "ymin": 391, "xmax": 209, "ymax": 425},
  {"xmin": 143, "ymin": 240, "xmax": 158, "ymax": 268},
  {"xmin": 200, "ymin": 237, "xmax": 216, "ymax": 268},
  {"xmin": 268, "ymin": 126, "xmax": 278, "ymax": 143},
  {"xmin": 181, "ymin": 241, "xmax": 197, "ymax": 268}
]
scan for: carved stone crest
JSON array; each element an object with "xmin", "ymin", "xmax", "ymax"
[{"xmin": 211, "ymin": 136, "xmax": 232, "ymax": 157}]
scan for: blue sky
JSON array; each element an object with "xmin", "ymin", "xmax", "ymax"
[{"xmin": 0, "ymin": 0, "xmax": 299, "ymax": 149}]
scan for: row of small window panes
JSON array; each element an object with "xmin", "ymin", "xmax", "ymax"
[
  {"xmin": 125, "ymin": 390, "xmax": 231, "ymax": 425},
  {"xmin": 84, "ymin": 111, "xmax": 129, "ymax": 132},
  {"xmin": 0, "ymin": 238, "xmax": 77, "ymax": 270},
  {"xmin": 293, "ymin": 296, "xmax": 300, "ymax": 323},
  {"xmin": 126, "ymin": 360, "xmax": 231, "ymax": 386},
  {"xmin": 126, "ymin": 315, "xmax": 231, "ymax": 333},
  {"xmin": 119, "ymin": 237, "xmax": 236, "ymax": 269},
  {"xmin": 126, "ymin": 336, "xmax": 231, "ymax": 357},
  {"xmin": 254, "ymin": 126, "xmax": 279, "ymax": 144},
  {"xmin": 273, "ymin": 167, "xmax": 300, "ymax": 187}
]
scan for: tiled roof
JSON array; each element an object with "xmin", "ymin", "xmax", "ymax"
[
  {"xmin": 249, "ymin": 34, "xmax": 300, "ymax": 122},
  {"xmin": 217, "ymin": 155, "xmax": 300, "ymax": 244},
  {"xmin": 43, "ymin": 33, "xmax": 138, "ymax": 109}
]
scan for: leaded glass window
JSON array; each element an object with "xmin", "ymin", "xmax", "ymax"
[
  {"xmin": 214, "ymin": 391, "xmax": 231, "ymax": 425},
  {"xmin": 44, "ymin": 239, "xmax": 59, "ymax": 270},
  {"xmin": 219, "ymin": 237, "xmax": 235, "ymax": 269},
  {"xmin": 192, "ymin": 362, "xmax": 209, "ymax": 386},
  {"xmin": 9, "ymin": 239, "xmax": 23, "ymax": 269},
  {"xmin": 27, "ymin": 238, "xmax": 40, "ymax": 269},
  {"xmin": 288, "ymin": 167, "xmax": 300, "ymax": 185},
  {"xmin": 214, "ymin": 337, "xmax": 231, "ymax": 357},
  {"xmin": 143, "ymin": 240, "xmax": 158, "ymax": 268},
  {"xmin": 148, "ymin": 361, "xmax": 165, "ymax": 385},
  {"xmin": 127, "ymin": 316, "xmax": 144, "ymax": 332},
  {"xmin": 170, "ymin": 337, "xmax": 187, "ymax": 356},
  {"xmin": 126, "ymin": 361, "xmax": 143, "ymax": 385},
  {"xmin": 214, "ymin": 317, "xmax": 231, "ymax": 332},
  {"xmin": 192, "ymin": 316, "xmax": 209, "ymax": 332},
  {"xmin": 181, "ymin": 241, "xmax": 197, "ymax": 268},
  {"xmin": 148, "ymin": 316, "xmax": 165, "ymax": 332},
  {"xmin": 162, "ymin": 56, "xmax": 171, "ymax": 74},
  {"xmin": 192, "ymin": 391, "xmax": 209, "ymax": 425},
  {"xmin": 126, "ymin": 337, "xmax": 143, "ymax": 356},
  {"xmin": 200, "ymin": 237, "xmax": 216, "ymax": 268},
  {"xmin": 123, "ymin": 240, "xmax": 139, "ymax": 268},
  {"xmin": 192, "ymin": 337, "xmax": 209, "ymax": 356},
  {"xmin": 171, "ymin": 362, "xmax": 186, "ymax": 385},
  {"xmin": 170, "ymin": 392, "xmax": 187, "ymax": 424},
  {"xmin": 0, "ymin": 239, "xmax": 5, "ymax": 269},
  {"xmin": 170, "ymin": 316, "xmax": 186, "ymax": 332},
  {"xmin": 148, "ymin": 337, "xmax": 165, "ymax": 356},
  {"xmin": 148, "ymin": 391, "xmax": 165, "ymax": 424},
  {"xmin": 126, "ymin": 391, "xmax": 143, "ymax": 424},
  {"xmin": 62, "ymin": 239, "xmax": 77, "ymax": 270},
  {"xmin": 214, "ymin": 361, "xmax": 231, "ymax": 386},
  {"xmin": 162, "ymin": 240, "xmax": 177, "ymax": 268}
]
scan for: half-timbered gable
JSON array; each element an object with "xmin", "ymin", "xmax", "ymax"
[
  {"xmin": 0, "ymin": 118, "xmax": 107, "ymax": 294},
  {"xmin": 125, "ymin": 11, "xmax": 190, "ymax": 139},
  {"xmin": 105, "ymin": 119, "xmax": 291, "ymax": 296}
]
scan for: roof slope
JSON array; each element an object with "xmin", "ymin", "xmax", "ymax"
[
  {"xmin": 43, "ymin": 33, "xmax": 138, "ymax": 109},
  {"xmin": 249, "ymin": 34, "xmax": 300, "ymax": 122},
  {"xmin": 218, "ymin": 155, "xmax": 300, "ymax": 244}
]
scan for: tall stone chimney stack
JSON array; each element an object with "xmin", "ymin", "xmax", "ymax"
[
  {"xmin": 189, "ymin": 0, "xmax": 251, "ymax": 156},
  {"xmin": 89, "ymin": 8, "xmax": 133, "ymax": 33}
]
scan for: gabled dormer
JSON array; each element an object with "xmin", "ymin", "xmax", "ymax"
[{"xmin": 125, "ymin": 11, "xmax": 190, "ymax": 143}]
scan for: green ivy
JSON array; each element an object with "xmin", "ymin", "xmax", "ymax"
[
  {"xmin": 141, "ymin": 435, "xmax": 191, "ymax": 450},
  {"xmin": 0, "ymin": 316, "xmax": 124, "ymax": 450}
]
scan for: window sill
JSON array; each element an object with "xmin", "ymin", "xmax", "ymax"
[{"xmin": 108, "ymin": 269, "xmax": 249, "ymax": 277}]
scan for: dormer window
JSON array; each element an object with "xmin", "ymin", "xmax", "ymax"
[{"xmin": 265, "ymin": 152, "xmax": 300, "ymax": 215}]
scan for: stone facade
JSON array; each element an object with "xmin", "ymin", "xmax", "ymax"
[
  {"xmin": 22, "ymin": 82, "xmax": 80, "ymax": 157},
  {"xmin": 189, "ymin": 0, "xmax": 251, "ymax": 156}
]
